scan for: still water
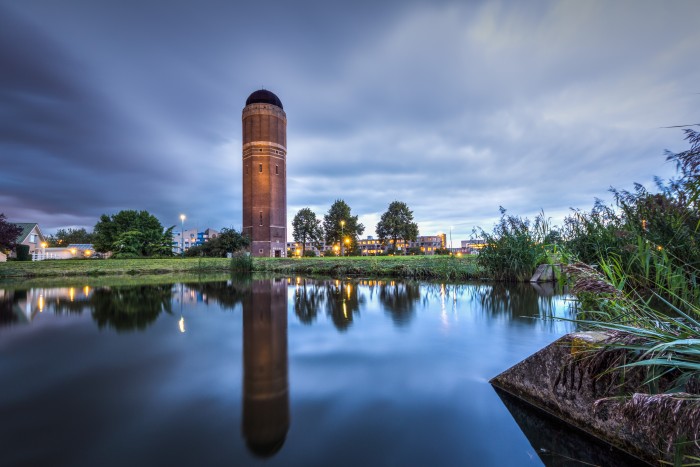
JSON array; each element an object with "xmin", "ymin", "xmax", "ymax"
[{"xmin": 0, "ymin": 276, "xmax": 619, "ymax": 466}]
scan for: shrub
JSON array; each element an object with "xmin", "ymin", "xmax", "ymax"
[
  {"xmin": 475, "ymin": 208, "xmax": 554, "ymax": 281},
  {"xmin": 16, "ymin": 244, "xmax": 30, "ymax": 261}
]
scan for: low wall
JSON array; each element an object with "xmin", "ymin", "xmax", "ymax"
[{"xmin": 491, "ymin": 332, "xmax": 699, "ymax": 466}]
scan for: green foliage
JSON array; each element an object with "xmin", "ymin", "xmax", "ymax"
[
  {"xmin": 0, "ymin": 214, "xmax": 22, "ymax": 251},
  {"xmin": 563, "ymin": 128, "xmax": 700, "ymax": 304},
  {"xmin": 568, "ymin": 262, "xmax": 700, "ymax": 395},
  {"xmin": 376, "ymin": 201, "xmax": 419, "ymax": 255},
  {"xmin": 15, "ymin": 244, "xmax": 30, "ymax": 261},
  {"xmin": 46, "ymin": 228, "xmax": 94, "ymax": 247},
  {"xmin": 323, "ymin": 200, "xmax": 365, "ymax": 249},
  {"xmin": 230, "ymin": 253, "xmax": 252, "ymax": 273},
  {"xmin": 292, "ymin": 208, "xmax": 324, "ymax": 256},
  {"xmin": 476, "ymin": 208, "xmax": 554, "ymax": 282},
  {"xmin": 93, "ymin": 210, "xmax": 173, "ymax": 257},
  {"xmin": 185, "ymin": 228, "xmax": 248, "ymax": 258}
]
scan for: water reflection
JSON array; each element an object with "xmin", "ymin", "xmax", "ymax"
[
  {"xmin": 242, "ymin": 279, "xmax": 290, "ymax": 457},
  {"xmin": 324, "ymin": 280, "xmax": 363, "ymax": 331},
  {"xmin": 494, "ymin": 388, "xmax": 642, "ymax": 467},
  {"xmin": 293, "ymin": 278, "xmax": 323, "ymax": 324},
  {"xmin": 90, "ymin": 285, "xmax": 172, "ymax": 332},
  {"xmin": 0, "ymin": 277, "xmax": 592, "ymax": 466},
  {"xmin": 378, "ymin": 281, "xmax": 420, "ymax": 326},
  {"xmin": 0, "ymin": 279, "xmax": 571, "ymax": 332}
]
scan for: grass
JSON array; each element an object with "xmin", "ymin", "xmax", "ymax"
[
  {"xmin": 0, "ymin": 272, "xmax": 232, "ymax": 290},
  {"xmin": 0, "ymin": 258, "xmax": 233, "ymax": 278},
  {"xmin": 0, "ymin": 255, "xmax": 482, "ymax": 281},
  {"xmin": 253, "ymin": 255, "xmax": 481, "ymax": 280}
]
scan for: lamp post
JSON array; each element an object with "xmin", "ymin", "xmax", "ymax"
[
  {"xmin": 180, "ymin": 214, "xmax": 186, "ymax": 258},
  {"xmin": 450, "ymin": 225, "xmax": 453, "ymax": 255},
  {"xmin": 344, "ymin": 237, "xmax": 350, "ymax": 257},
  {"xmin": 340, "ymin": 220, "xmax": 345, "ymax": 257}
]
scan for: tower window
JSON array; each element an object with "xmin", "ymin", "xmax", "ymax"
[
  {"xmin": 259, "ymin": 163, "xmax": 262, "ymax": 173},
  {"xmin": 275, "ymin": 165, "xmax": 279, "ymax": 174},
  {"xmin": 246, "ymin": 165, "xmax": 248, "ymax": 174},
  {"xmin": 259, "ymin": 211, "xmax": 263, "ymax": 226}
]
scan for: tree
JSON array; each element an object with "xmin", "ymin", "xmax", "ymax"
[
  {"xmin": 93, "ymin": 210, "xmax": 173, "ymax": 257},
  {"xmin": 185, "ymin": 228, "xmax": 249, "ymax": 257},
  {"xmin": 46, "ymin": 228, "xmax": 94, "ymax": 247},
  {"xmin": 323, "ymin": 200, "xmax": 365, "ymax": 255},
  {"xmin": 292, "ymin": 208, "xmax": 324, "ymax": 256},
  {"xmin": 376, "ymin": 201, "xmax": 419, "ymax": 255},
  {"xmin": 0, "ymin": 214, "xmax": 22, "ymax": 252}
]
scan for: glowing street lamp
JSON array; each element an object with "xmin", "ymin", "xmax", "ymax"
[
  {"xmin": 340, "ymin": 220, "xmax": 346, "ymax": 257},
  {"xmin": 180, "ymin": 214, "xmax": 186, "ymax": 258}
]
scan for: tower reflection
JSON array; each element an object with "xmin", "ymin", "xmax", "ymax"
[{"xmin": 242, "ymin": 278, "xmax": 290, "ymax": 457}]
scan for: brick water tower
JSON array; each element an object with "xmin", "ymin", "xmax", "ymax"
[{"xmin": 242, "ymin": 90, "xmax": 287, "ymax": 257}]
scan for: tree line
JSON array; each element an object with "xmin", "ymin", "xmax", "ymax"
[{"xmin": 292, "ymin": 200, "xmax": 419, "ymax": 256}]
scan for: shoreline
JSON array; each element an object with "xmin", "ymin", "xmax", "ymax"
[{"xmin": 0, "ymin": 256, "xmax": 482, "ymax": 281}]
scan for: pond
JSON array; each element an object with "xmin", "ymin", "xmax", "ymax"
[{"xmin": 0, "ymin": 276, "xmax": 634, "ymax": 466}]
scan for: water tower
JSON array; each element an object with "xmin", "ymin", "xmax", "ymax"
[{"xmin": 242, "ymin": 89, "xmax": 287, "ymax": 257}]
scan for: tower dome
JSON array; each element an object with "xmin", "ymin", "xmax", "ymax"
[{"xmin": 246, "ymin": 89, "xmax": 283, "ymax": 109}]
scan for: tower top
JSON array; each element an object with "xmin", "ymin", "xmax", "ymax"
[{"xmin": 246, "ymin": 89, "xmax": 283, "ymax": 110}]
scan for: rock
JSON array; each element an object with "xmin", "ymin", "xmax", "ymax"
[{"xmin": 491, "ymin": 332, "xmax": 699, "ymax": 465}]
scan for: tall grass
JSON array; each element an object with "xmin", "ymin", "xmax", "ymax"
[
  {"xmin": 476, "ymin": 209, "xmax": 559, "ymax": 282},
  {"xmin": 230, "ymin": 253, "xmax": 253, "ymax": 273}
]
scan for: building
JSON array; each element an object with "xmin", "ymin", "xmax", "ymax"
[
  {"xmin": 172, "ymin": 228, "xmax": 220, "ymax": 255},
  {"xmin": 286, "ymin": 241, "xmax": 327, "ymax": 257},
  {"xmin": 33, "ymin": 244, "xmax": 96, "ymax": 261},
  {"xmin": 13, "ymin": 223, "xmax": 46, "ymax": 256},
  {"xmin": 242, "ymin": 89, "xmax": 287, "ymax": 258},
  {"xmin": 411, "ymin": 234, "xmax": 446, "ymax": 254},
  {"xmin": 357, "ymin": 234, "xmax": 447, "ymax": 256},
  {"xmin": 461, "ymin": 239, "xmax": 486, "ymax": 254}
]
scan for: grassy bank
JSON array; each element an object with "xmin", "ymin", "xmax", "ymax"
[
  {"xmin": 0, "ymin": 258, "xmax": 232, "ymax": 279},
  {"xmin": 0, "ymin": 255, "xmax": 481, "ymax": 281},
  {"xmin": 253, "ymin": 255, "xmax": 481, "ymax": 279}
]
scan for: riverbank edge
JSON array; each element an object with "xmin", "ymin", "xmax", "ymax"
[
  {"xmin": 490, "ymin": 331, "xmax": 693, "ymax": 466},
  {"xmin": 0, "ymin": 256, "xmax": 482, "ymax": 281}
]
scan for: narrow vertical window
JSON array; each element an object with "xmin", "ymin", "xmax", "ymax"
[
  {"xmin": 259, "ymin": 211, "xmax": 263, "ymax": 226},
  {"xmin": 275, "ymin": 165, "xmax": 279, "ymax": 175},
  {"xmin": 259, "ymin": 163, "xmax": 263, "ymax": 173},
  {"xmin": 246, "ymin": 165, "xmax": 249, "ymax": 175}
]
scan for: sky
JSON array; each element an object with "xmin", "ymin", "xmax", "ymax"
[{"xmin": 1, "ymin": 0, "xmax": 698, "ymax": 242}]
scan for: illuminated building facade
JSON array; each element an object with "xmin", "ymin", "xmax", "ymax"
[
  {"xmin": 242, "ymin": 90, "xmax": 287, "ymax": 257},
  {"xmin": 357, "ymin": 234, "xmax": 447, "ymax": 256},
  {"xmin": 172, "ymin": 228, "xmax": 219, "ymax": 255}
]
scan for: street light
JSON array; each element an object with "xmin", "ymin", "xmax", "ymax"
[
  {"xmin": 180, "ymin": 214, "xmax": 186, "ymax": 258},
  {"xmin": 340, "ymin": 220, "xmax": 345, "ymax": 257}
]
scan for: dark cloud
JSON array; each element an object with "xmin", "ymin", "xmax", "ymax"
[{"xmin": 0, "ymin": 0, "xmax": 698, "ymax": 240}]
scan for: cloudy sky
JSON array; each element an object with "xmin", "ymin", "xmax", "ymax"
[{"xmin": 1, "ymin": 0, "xmax": 698, "ymax": 242}]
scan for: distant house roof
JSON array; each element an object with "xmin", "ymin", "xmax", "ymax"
[{"xmin": 14, "ymin": 223, "xmax": 41, "ymax": 243}]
